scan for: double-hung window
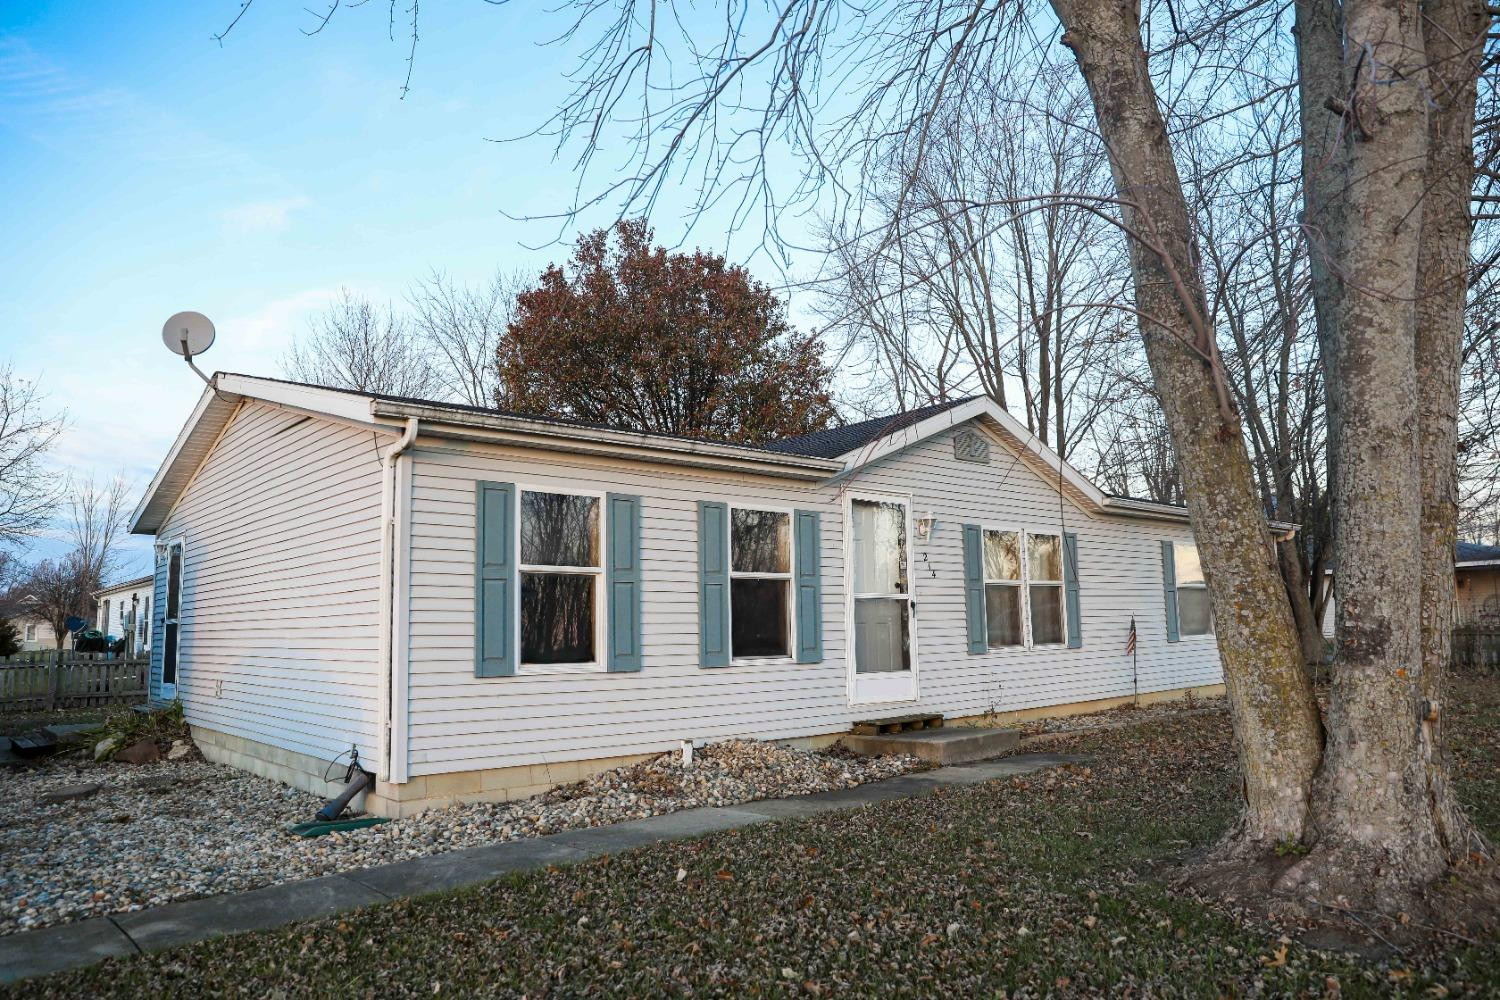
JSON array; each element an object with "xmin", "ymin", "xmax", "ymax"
[
  {"xmin": 519, "ymin": 490, "xmax": 602, "ymax": 666},
  {"xmin": 981, "ymin": 528, "xmax": 1065, "ymax": 648},
  {"xmin": 729, "ymin": 507, "xmax": 792, "ymax": 659},
  {"xmin": 1174, "ymin": 543, "xmax": 1212, "ymax": 636},
  {"xmin": 983, "ymin": 530, "xmax": 1023, "ymax": 647}
]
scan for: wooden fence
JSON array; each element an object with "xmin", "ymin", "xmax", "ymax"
[
  {"xmin": 1453, "ymin": 628, "xmax": 1500, "ymax": 671},
  {"xmin": 0, "ymin": 652, "xmax": 149, "ymax": 711}
]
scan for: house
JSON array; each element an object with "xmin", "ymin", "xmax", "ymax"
[
  {"xmin": 1457, "ymin": 541, "xmax": 1500, "ymax": 627},
  {"xmin": 1319, "ymin": 540, "xmax": 1500, "ymax": 637},
  {"xmin": 10, "ymin": 609, "xmax": 61, "ymax": 652},
  {"xmin": 130, "ymin": 373, "xmax": 1234, "ymax": 816},
  {"xmin": 93, "ymin": 574, "xmax": 156, "ymax": 655}
]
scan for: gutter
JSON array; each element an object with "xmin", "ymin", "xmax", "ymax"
[
  {"xmin": 369, "ymin": 400, "xmax": 844, "ymax": 481},
  {"xmin": 379, "ymin": 418, "xmax": 419, "ymax": 786}
]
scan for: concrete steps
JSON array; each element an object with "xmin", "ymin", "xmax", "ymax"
[{"xmin": 841, "ymin": 726, "xmax": 1020, "ymax": 766}]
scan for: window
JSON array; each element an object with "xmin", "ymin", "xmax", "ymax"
[
  {"xmin": 983, "ymin": 530, "xmax": 1023, "ymax": 648},
  {"xmin": 981, "ymin": 529, "xmax": 1065, "ymax": 648},
  {"xmin": 519, "ymin": 490, "xmax": 601, "ymax": 665},
  {"xmin": 1028, "ymin": 532, "xmax": 1065, "ymax": 645},
  {"xmin": 102, "ymin": 599, "xmax": 111, "ymax": 632},
  {"xmin": 24, "ymin": 624, "xmax": 36, "ymax": 641},
  {"xmin": 730, "ymin": 508, "xmax": 792, "ymax": 659},
  {"xmin": 1174, "ymin": 543, "xmax": 1212, "ymax": 636}
]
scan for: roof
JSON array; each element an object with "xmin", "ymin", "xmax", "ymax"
[
  {"xmin": 1458, "ymin": 541, "xmax": 1500, "ymax": 565},
  {"xmin": 763, "ymin": 398, "xmax": 976, "ymax": 458},
  {"xmin": 93, "ymin": 574, "xmax": 155, "ymax": 599},
  {"xmin": 131, "ymin": 373, "xmax": 1212, "ymax": 534}
]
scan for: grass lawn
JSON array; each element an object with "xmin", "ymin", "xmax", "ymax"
[{"xmin": 8, "ymin": 678, "xmax": 1498, "ymax": 999}]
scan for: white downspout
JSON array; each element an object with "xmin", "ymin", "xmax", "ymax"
[{"xmin": 380, "ymin": 418, "xmax": 418, "ymax": 786}]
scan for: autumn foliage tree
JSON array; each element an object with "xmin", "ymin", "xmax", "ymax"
[{"xmin": 498, "ymin": 220, "xmax": 837, "ymax": 445}]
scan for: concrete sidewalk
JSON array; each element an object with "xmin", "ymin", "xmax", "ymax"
[{"xmin": 0, "ymin": 752, "xmax": 1083, "ymax": 984}]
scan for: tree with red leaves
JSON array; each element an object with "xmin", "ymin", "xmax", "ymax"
[{"xmin": 499, "ymin": 220, "xmax": 837, "ymax": 445}]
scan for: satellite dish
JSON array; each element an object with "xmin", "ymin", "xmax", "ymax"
[{"xmin": 162, "ymin": 311, "xmax": 216, "ymax": 359}]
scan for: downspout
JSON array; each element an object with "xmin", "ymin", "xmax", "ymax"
[{"xmin": 380, "ymin": 418, "xmax": 419, "ymax": 785}]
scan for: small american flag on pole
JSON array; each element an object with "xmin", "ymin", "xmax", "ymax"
[{"xmin": 1124, "ymin": 616, "xmax": 1137, "ymax": 656}]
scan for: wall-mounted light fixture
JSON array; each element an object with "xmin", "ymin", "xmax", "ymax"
[{"xmin": 915, "ymin": 512, "xmax": 936, "ymax": 541}]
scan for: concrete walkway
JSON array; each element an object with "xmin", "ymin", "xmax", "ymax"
[{"xmin": 0, "ymin": 752, "xmax": 1084, "ymax": 984}]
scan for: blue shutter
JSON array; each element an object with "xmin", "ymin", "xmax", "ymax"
[
  {"xmin": 698, "ymin": 501, "xmax": 730, "ymax": 667},
  {"xmin": 1063, "ymin": 532, "xmax": 1082, "ymax": 649},
  {"xmin": 1161, "ymin": 540, "xmax": 1180, "ymax": 643},
  {"xmin": 606, "ymin": 494, "xmax": 643, "ymax": 672},
  {"xmin": 793, "ymin": 510, "xmax": 823, "ymax": 663},
  {"xmin": 475, "ymin": 481, "xmax": 517, "ymax": 677},
  {"xmin": 962, "ymin": 524, "xmax": 987, "ymax": 655},
  {"xmin": 148, "ymin": 546, "xmax": 168, "ymax": 700}
]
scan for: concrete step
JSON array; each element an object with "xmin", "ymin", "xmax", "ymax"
[{"xmin": 841, "ymin": 726, "xmax": 1020, "ymax": 766}]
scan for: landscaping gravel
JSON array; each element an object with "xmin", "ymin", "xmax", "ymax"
[
  {"xmin": 0, "ymin": 739, "xmax": 920, "ymax": 936},
  {"xmin": 1018, "ymin": 693, "xmax": 1226, "ymax": 736}
]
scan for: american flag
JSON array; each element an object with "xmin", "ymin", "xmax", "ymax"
[{"xmin": 1124, "ymin": 616, "xmax": 1137, "ymax": 656}]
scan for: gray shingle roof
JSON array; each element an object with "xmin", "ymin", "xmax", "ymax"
[
  {"xmin": 1458, "ymin": 541, "xmax": 1500, "ymax": 562},
  {"xmin": 761, "ymin": 397, "xmax": 977, "ymax": 458}
]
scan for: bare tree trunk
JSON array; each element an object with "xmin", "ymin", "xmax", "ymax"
[
  {"xmin": 1413, "ymin": 0, "xmax": 1489, "ymax": 862},
  {"xmin": 1283, "ymin": 0, "xmax": 1453, "ymax": 901},
  {"xmin": 1052, "ymin": 0, "xmax": 1324, "ymax": 849},
  {"xmin": 1278, "ymin": 536, "xmax": 1325, "ymax": 666}
]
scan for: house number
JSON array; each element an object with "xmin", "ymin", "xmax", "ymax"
[{"xmin": 953, "ymin": 430, "xmax": 990, "ymax": 464}]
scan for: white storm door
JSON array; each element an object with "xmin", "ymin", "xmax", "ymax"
[{"xmin": 849, "ymin": 497, "xmax": 917, "ymax": 704}]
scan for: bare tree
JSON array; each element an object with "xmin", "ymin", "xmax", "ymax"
[
  {"xmin": 26, "ymin": 474, "xmax": 133, "ymax": 648},
  {"xmin": 0, "ymin": 364, "xmax": 64, "ymax": 548},
  {"xmin": 282, "ymin": 289, "xmax": 444, "ymax": 398},
  {"xmin": 408, "ymin": 270, "xmax": 522, "ymax": 408}
]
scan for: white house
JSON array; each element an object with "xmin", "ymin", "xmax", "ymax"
[
  {"xmin": 131, "ymin": 374, "xmax": 1235, "ymax": 816},
  {"xmin": 93, "ymin": 574, "xmax": 155, "ymax": 654}
]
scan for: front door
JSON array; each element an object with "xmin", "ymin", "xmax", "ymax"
[
  {"xmin": 849, "ymin": 496, "xmax": 918, "ymax": 704},
  {"xmin": 161, "ymin": 541, "xmax": 183, "ymax": 701}
]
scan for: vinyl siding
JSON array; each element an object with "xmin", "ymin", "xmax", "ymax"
[
  {"xmin": 400, "ymin": 421, "xmax": 1221, "ymax": 778},
  {"xmin": 153, "ymin": 401, "xmax": 385, "ymax": 765}
]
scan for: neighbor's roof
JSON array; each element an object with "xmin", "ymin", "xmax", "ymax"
[
  {"xmin": 92, "ymin": 574, "xmax": 155, "ymax": 599},
  {"xmin": 129, "ymin": 373, "xmax": 1210, "ymax": 534},
  {"xmin": 1458, "ymin": 541, "xmax": 1500, "ymax": 566}
]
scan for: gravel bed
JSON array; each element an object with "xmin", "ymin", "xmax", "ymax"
[
  {"xmin": 1, "ymin": 739, "xmax": 920, "ymax": 936},
  {"xmin": 1018, "ymin": 693, "xmax": 1226, "ymax": 736}
]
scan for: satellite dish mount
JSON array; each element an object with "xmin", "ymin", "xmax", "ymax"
[{"xmin": 162, "ymin": 311, "xmax": 217, "ymax": 386}]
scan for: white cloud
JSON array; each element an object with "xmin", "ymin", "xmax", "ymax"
[{"xmin": 220, "ymin": 196, "xmax": 312, "ymax": 237}]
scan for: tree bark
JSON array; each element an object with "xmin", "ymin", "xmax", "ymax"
[
  {"xmin": 1412, "ymin": 0, "xmax": 1489, "ymax": 862},
  {"xmin": 1051, "ymin": 0, "xmax": 1324, "ymax": 850},
  {"xmin": 1284, "ymin": 0, "xmax": 1455, "ymax": 901}
]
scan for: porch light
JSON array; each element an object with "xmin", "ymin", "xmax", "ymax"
[{"xmin": 915, "ymin": 512, "xmax": 936, "ymax": 541}]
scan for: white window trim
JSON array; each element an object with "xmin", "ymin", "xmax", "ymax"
[
  {"xmin": 726, "ymin": 503, "xmax": 796, "ymax": 665},
  {"xmin": 514, "ymin": 484, "xmax": 607, "ymax": 674},
  {"xmin": 1174, "ymin": 543, "xmax": 1214, "ymax": 638},
  {"xmin": 981, "ymin": 526, "xmax": 1068, "ymax": 651}
]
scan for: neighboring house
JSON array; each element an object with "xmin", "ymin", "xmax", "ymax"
[
  {"xmin": 1318, "ymin": 540, "xmax": 1500, "ymax": 636},
  {"xmin": 1457, "ymin": 541, "xmax": 1500, "ymax": 627},
  {"xmin": 11, "ymin": 611, "xmax": 61, "ymax": 651},
  {"xmin": 130, "ymin": 373, "xmax": 1246, "ymax": 816},
  {"xmin": 94, "ymin": 574, "xmax": 156, "ymax": 654}
]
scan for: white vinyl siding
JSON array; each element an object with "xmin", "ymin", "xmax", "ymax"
[
  {"xmin": 153, "ymin": 401, "xmax": 386, "ymax": 766},
  {"xmin": 398, "ymin": 421, "xmax": 1220, "ymax": 779}
]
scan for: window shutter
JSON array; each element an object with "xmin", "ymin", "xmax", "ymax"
[
  {"xmin": 606, "ymin": 494, "xmax": 643, "ymax": 673},
  {"xmin": 1161, "ymin": 540, "xmax": 1180, "ymax": 643},
  {"xmin": 698, "ymin": 501, "xmax": 731, "ymax": 667},
  {"xmin": 1063, "ymin": 532, "xmax": 1082, "ymax": 649},
  {"xmin": 475, "ymin": 481, "xmax": 517, "ymax": 677},
  {"xmin": 793, "ymin": 510, "xmax": 823, "ymax": 663},
  {"xmin": 149, "ymin": 548, "xmax": 168, "ymax": 698},
  {"xmin": 962, "ymin": 523, "xmax": 987, "ymax": 655}
]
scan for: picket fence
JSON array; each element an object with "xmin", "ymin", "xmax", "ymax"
[{"xmin": 0, "ymin": 652, "xmax": 149, "ymax": 710}]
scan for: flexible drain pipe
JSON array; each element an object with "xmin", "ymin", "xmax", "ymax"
[{"xmin": 317, "ymin": 767, "xmax": 374, "ymax": 822}]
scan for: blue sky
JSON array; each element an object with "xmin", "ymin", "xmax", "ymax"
[{"xmin": 1, "ymin": 2, "xmax": 816, "ymax": 579}]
